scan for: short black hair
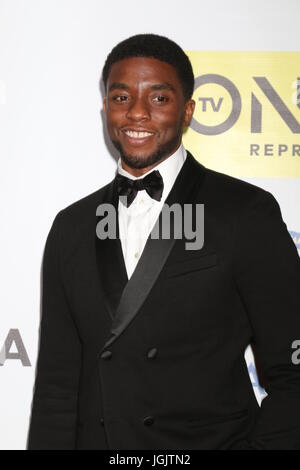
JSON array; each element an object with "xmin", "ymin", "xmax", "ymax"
[{"xmin": 102, "ymin": 34, "xmax": 194, "ymax": 101}]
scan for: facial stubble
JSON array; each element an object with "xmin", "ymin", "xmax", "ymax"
[{"xmin": 111, "ymin": 119, "xmax": 184, "ymax": 170}]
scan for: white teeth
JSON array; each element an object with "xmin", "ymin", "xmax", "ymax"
[{"xmin": 124, "ymin": 130, "xmax": 154, "ymax": 138}]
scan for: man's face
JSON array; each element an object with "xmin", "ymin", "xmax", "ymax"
[{"xmin": 103, "ymin": 57, "xmax": 195, "ymax": 175}]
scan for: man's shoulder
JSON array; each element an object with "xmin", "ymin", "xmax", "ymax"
[
  {"xmin": 56, "ymin": 179, "xmax": 114, "ymax": 224},
  {"xmin": 189, "ymin": 151, "xmax": 269, "ymax": 201},
  {"xmin": 199, "ymin": 161, "xmax": 276, "ymax": 210}
]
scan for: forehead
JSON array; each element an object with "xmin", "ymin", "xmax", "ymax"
[{"xmin": 107, "ymin": 56, "xmax": 181, "ymax": 89}]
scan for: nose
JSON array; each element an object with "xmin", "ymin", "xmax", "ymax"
[{"xmin": 126, "ymin": 97, "xmax": 150, "ymax": 121}]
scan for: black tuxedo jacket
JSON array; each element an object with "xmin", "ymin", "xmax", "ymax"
[{"xmin": 27, "ymin": 151, "xmax": 300, "ymax": 450}]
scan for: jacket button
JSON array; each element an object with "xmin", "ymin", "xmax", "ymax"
[
  {"xmin": 143, "ymin": 416, "xmax": 154, "ymax": 426},
  {"xmin": 147, "ymin": 348, "xmax": 158, "ymax": 359},
  {"xmin": 100, "ymin": 417, "xmax": 104, "ymax": 426},
  {"xmin": 100, "ymin": 350, "xmax": 112, "ymax": 360}
]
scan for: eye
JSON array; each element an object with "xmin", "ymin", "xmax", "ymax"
[
  {"xmin": 112, "ymin": 95, "xmax": 129, "ymax": 102},
  {"xmin": 152, "ymin": 95, "xmax": 169, "ymax": 103}
]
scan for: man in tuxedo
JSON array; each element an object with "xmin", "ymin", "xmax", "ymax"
[{"xmin": 28, "ymin": 34, "xmax": 300, "ymax": 450}]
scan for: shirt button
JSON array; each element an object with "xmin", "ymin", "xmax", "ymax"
[
  {"xmin": 134, "ymin": 252, "xmax": 140, "ymax": 259},
  {"xmin": 143, "ymin": 416, "xmax": 154, "ymax": 426},
  {"xmin": 100, "ymin": 350, "xmax": 112, "ymax": 360},
  {"xmin": 100, "ymin": 417, "xmax": 104, "ymax": 426},
  {"xmin": 147, "ymin": 348, "xmax": 158, "ymax": 359}
]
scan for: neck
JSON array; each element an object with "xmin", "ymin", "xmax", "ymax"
[{"xmin": 120, "ymin": 155, "xmax": 167, "ymax": 177}]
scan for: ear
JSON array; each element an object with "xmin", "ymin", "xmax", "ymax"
[
  {"xmin": 183, "ymin": 99, "xmax": 195, "ymax": 127},
  {"xmin": 103, "ymin": 97, "xmax": 107, "ymax": 113}
]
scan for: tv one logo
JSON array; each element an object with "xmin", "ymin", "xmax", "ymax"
[{"xmin": 191, "ymin": 74, "xmax": 300, "ymax": 137}]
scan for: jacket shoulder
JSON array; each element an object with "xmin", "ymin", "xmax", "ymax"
[
  {"xmin": 58, "ymin": 180, "xmax": 113, "ymax": 221},
  {"xmin": 188, "ymin": 151, "xmax": 271, "ymax": 206},
  {"xmin": 201, "ymin": 165, "xmax": 276, "ymax": 210}
]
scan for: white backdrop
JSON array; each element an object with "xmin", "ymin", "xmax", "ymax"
[{"xmin": 0, "ymin": 0, "xmax": 299, "ymax": 450}]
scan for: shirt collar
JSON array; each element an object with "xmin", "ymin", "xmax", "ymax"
[{"xmin": 117, "ymin": 143, "xmax": 187, "ymax": 203}]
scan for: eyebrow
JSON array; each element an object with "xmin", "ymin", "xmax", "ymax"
[
  {"xmin": 150, "ymin": 83, "xmax": 176, "ymax": 93},
  {"xmin": 108, "ymin": 82, "xmax": 176, "ymax": 93},
  {"xmin": 108, "ymin": 82, "xmax": 130, "ymax": 92}
]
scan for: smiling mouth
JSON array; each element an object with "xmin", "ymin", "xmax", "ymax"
[{"xmin": 122, "ymin": 129, "xmax": 155, "ymax": 139}]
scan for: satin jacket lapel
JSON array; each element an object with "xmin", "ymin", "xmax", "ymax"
[
  {"xmin": 101, "ymin": 152, "xmax": 206, "ymax": 351},
  {"xmin": 95, "ymin": 178, "xmax": 128, "ymax": 320}
]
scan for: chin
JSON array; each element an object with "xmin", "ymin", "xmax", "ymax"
[
  {"xmin": 121, "ymin": 153, "xmax": 158, "ymax": 170},
  {"xmin": 112, "ymin": 136, "xmax": 181, "ymax": 169}
]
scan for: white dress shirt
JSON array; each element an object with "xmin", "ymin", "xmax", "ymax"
[{"xmin": 117, "ymin": 143, "xmax": 187, "ymax": 279}]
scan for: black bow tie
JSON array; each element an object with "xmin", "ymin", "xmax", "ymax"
[{"xmin": 116, "ymin": 170, "xmax": 164, "ymax": 207}]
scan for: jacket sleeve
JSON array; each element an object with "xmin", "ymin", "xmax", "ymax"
[
  {"xmin": 233, "ymin": 190, "xmax": 300, "ymax": 450},
  {"xmin": 27, "ymin": 211, "xmax": 82, "ymax": 450}
]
